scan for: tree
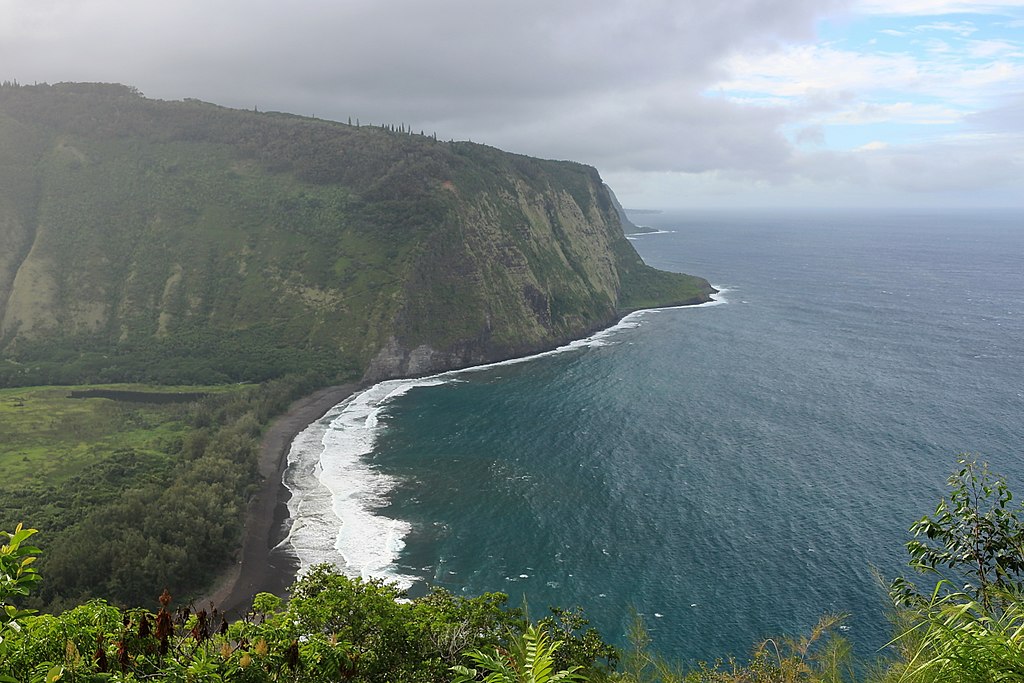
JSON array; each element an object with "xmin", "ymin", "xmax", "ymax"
[
  {"xmin": 0, "ymin": 524, "xmax": 41, "ymax": 648},
  {"xmin": 887, "ymin": 457, "xmax": 1024, "ymax": 682},
  {"xmin": 891, "ymin": 455, "xmax": 1024, "ymax": 612},
  {"xmin": 1, "ymin": 525, "xmax": 42, "ymax": 683}
]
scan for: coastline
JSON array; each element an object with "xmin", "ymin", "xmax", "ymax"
[
  {"xmin": 201, "ymin": 383, "xmax": 359, "ymax": 617},
  {"xmin": 205, "ymin": 292, "xmax": 721, "ymax": 616}
]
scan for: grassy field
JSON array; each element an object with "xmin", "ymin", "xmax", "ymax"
[
  {"xmin": 0, "ymin": 384, "xmax": 232, "ymax": 487},
  {"xmin": 0, "ymin": 381, "xmax": 279, "ymax": 609}
]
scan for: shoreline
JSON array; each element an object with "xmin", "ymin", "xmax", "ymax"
[
  {"xmin": 205, "ymin": 293, "xmax": 721, "ymax": 616},
  {"xmin": 201, "ymin": 383, "xmax": 360, "ymax": 617}
]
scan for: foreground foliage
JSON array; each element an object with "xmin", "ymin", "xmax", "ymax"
[
  {"xmin": 0, "ymin": 564, "xmax": 613, "ymax": 682},
  {"xmin": 883, "ymin": 456, "xmax": 1024, "ymax": 683},
  {"xmin": 4, "ymin": 454, "xmax": 1024, "ymax": 682},
  {"xmin": 452, "ymin": 624, "xmax": 586, "ymax": 683},
  {"xmin": 891, "ymin": 456, "xmax": 1024, "ymax": 613},
  {"xmin": 0, "ymin": 525, "xmax": 40, "ymax": 650}
]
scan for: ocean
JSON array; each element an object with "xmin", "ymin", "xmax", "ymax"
[{"xmin": 281, "ymin": 208, "xmax": 1024, "ymax": 664}]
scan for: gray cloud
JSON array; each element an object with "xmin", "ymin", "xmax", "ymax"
[
  {"xmin": 5, "ymin": 0, "xmax": 1019, "ymax": 207},
  {"xmin": 1, "ymin": 0, "xmax": 842, "ymax": 170},
  {"xmin": 794, "ymin": 124, "xmax": 827, "ymax": 145},
  {"xmin": 965, "ymin": 92, "xmax": 1024, "ymax": 132},
  {"xmin": 878, "ymin": 144, "xmax": 1022, "ymax": 193}
]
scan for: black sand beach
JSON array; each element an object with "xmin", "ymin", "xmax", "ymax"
[{"xmin": 201, "ymin": 384, "xmax": 358, "ymax": 617}]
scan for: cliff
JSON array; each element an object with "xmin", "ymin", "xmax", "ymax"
[{"xmin": 0, "ymin": 83, "xmax": 714, "ymax": 386}]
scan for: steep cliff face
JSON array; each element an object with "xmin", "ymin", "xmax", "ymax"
[{"xmin": 0, "ymin": 83, "xmax": 713, "ymax": 386}]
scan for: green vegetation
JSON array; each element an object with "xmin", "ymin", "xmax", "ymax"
[
  {"xmin": 0, "ymin": 384, "xmax": 227, "ymax": 492},
  {"xmin": 882, "ymin": 456, "xmax": 1024, "ymax": 683},
  {"xmin": 0, "ymin": 376, "xmax": 323, "ymax": 612},
  {"xmin": 452, "ymin": 624, "xmax": 586, "ymax": 683},
  {"xmin": 0, "ymin": 82, "xmax": 712, "ymax": 387},
  {"xmin": 891, "ymin": 457, "xmax": 1024, "ymax": 612},
  {"xmin": 3, "ymin": 455, "xmax": 1024, "ymax": 682},
  {"xmin": 0, "ymin": 81, "xmax": 717, "ymax": 677},
  {"xmin": 0, "ymin": 524, "xmax": 40, "ymax": 653},
  {"xmin": 0, "ymin": 82, "xmax": 712, "ymax": 616},
  {"xmin": 4, "ymin": 81, "xmax": 1018, "ymax": 683},
  {"xmin": 0, "ymin": 563, "xmax": 614, "ymax": 682}
]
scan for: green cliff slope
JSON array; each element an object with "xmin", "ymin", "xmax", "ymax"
[{"xmin": 0, "ymin": 83, "xmax": 713, "ymax": 385}]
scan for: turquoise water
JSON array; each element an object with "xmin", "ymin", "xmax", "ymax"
[{"xmin": 284, "ymin": 209, "xmax": 1024, "ymax": 664}]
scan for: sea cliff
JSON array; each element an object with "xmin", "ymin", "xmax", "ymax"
[{"xmin": 0, "ymin": 82, "xmax": 713, "ymax": 386}]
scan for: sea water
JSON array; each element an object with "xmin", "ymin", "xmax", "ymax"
[{"xmin": 282, "ymin": 208, "xmax": 1024, "ymax": 664}]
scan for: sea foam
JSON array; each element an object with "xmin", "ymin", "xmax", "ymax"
[
  {"xmin": 281, "ymin": 290, "xmax": 726, "ymax": 584},
  {"xmin": 280, "ymin": 379, "xmax": 444, "ymax": 588}
]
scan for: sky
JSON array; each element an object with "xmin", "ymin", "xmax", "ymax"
[{"xmin": 2, "ymin": 0, "xmax": 1023, "ymax": 209}]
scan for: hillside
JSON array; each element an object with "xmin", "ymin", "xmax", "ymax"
[{"xmin": 0, "ymin": 82, "xmax": 714, "ymax": 387}]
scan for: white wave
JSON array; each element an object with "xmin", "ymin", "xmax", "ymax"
[
  {"xmin": 281, "ymin": 288, "xmax": 728, "ymax": 585},
  {"xmin": 281, "ymin": 379, "xmax": 449, "ymax": 589},
  {"xmin": 619, "ymin": 286, "xmax": 729, "ymax": 322},
  {"xmin": 707, "ymin": 285, "xmax": 729, "ymax": 305},
  {"xmin": 626, "ymin": 229, "xmax": 676, "ymax": 236},
  {"xmin": 441, "ymin": 291, "xmax": 726, "ymax": 377}
]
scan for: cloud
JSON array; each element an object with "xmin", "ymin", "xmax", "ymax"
[
  {"xmin": 609, "ymin": 130, "xmax": 1023, "ymax": 208},
  {"xmin": 476, "ymin": 83, "xmax": 797, "ymax": 176},
  {"xmin": 1, "ymin": 0, "xmax": 1021, "ymax": 207},
  {"xmin": 0, "ymin": 0, "xmax": 848, "ymax": 176},
  {"xmin": 763, "ymin": 134, "xmax": 1023, "ymax": 195},
  {"xmin": 913, "ymin": 21, "xmax": 979, "ymax": 35},
  {"xmin": 795, "ymin": 124, "xmax": 827, "ymax": 145},
  {"xmin": 0, "ymin": 1, "xmax": 838, "ymax": 109},
  {"xmin": 826, "ymin": 102, "xmax": 963, "ymax": 125},
  {"xmin": 856, "ymin": 0, "xmax": 1024, "ymax": 15},
  {"xmin": 869, "ymin": 140, "xmax": 1022, "ymax": 193},
  {"xmin": 965, "ymin": 92, "xmax": 1024, "ymax": 130},
  {"xmin": 713, "ymin": 46, "xmax": 924, "ymax": 98},
  {"xmin": 965, "ymin": 38, "xmax": 1024, "ymax": 57},
  {"xmin": 718, "ymin": 41, "xmax": 1024, "ymax": 103}
]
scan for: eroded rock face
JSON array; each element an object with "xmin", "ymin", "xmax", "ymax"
[
  {"xmin": 364, "ymin": 339, "xmax": 458, "ymax": 381},
  {"xmin": 364, "ymin": 338, "xmax": 493, "ymax": 382}
]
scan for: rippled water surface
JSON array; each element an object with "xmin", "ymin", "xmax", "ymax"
[{"xmin": 285, "ymin": 209, "xmax": 1024, "ymax": 663}]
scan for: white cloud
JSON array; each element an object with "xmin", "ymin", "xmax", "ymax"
[
  {"xmin": 914, "ymin": 21, "xmax": 979, "ymax": 35},
  {"xmin": 714, "ymin": 46, "xmax": 923, "ymax": 98},
  {"xmin": 857, "ymin": 0, "xmax": 1024, "ymax": 15},
  {"xmin": 826, "ymin": 102, "xmax": 963, "ymax": 125},
  {"xmin": 966, "ymin": 92, "xmax": 1024, "ymax": 130},
  {"xmin": 713, "ymin": 40, "xmax": 1024, "ymax": 105},
  {"xmin": 965, "ymin": 38, "xmax": 1024, "ymax": 57},
  {"xmin": 955, "ymin": 60, "xmax": 1024, "ymax": 90},
  {"xmin": 916, "ymin": 37, "xmax": 955, "ymax": 54},
  {"xmin": 863, "ymin": 138, "xmax": 1023, "ymax": 192}
]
